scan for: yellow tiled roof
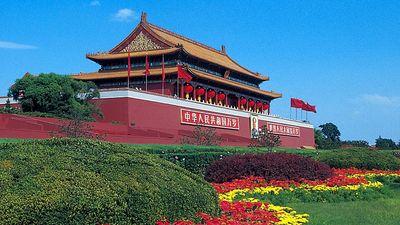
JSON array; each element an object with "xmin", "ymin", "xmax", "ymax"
[
  {"xmin": 89, "ymin": 16, "xmax": 269, "ymax": 81},
  {"xmin": 71, "ymin": 66, "xmax": 281, "ymax": 99},
  {"xmin": 188, "ymin": 68, "xmax": 281, "ymax": 99},
  {"xmin": 86, "ymin": 48, "xmax": 179, "ymax": 61},
  {"xmin": 72, "ymin": 67, "xmax": 178, "ymax": 80},
  {"xmin": 146, "ymin": 23, "xmax": 269, "ymax": 81}
]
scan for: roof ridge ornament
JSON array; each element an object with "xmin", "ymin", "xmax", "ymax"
[
  {"xmin": 141, "ymin": 12, "xmax": 147, "ymax": 23},
  {"xmin": 221, "ymin": 45, "xmax": 226, "ymax": 54}
]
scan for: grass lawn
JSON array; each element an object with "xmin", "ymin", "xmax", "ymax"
[
  {"xmin": 287, "ymin": 187, "xmax": 400, "ymax": 225},
  {"xmin": 0, "ymin": 138, "xmax": 23, "ymax": 143}
]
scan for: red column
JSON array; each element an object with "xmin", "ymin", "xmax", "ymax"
[
  {"xmin": 193, "ymin": 87, "xmax": 197, "ymax": 100},
  {"xmin": 205, "ymin": 89, "xmax": 208, "ymax": 103},
  {"xmin": 215, "ymin": 93, "xmax": 218, "ymax": 105},
  {"xmin": 225, "ymin": 95, "xmax": 228, "ymax": 106},
  {"xmin": 237, "ymin": 96, "xmax": 240, "ymax": 108},
  {"xmin": 180, "ymin": 83, "xmax": 184, "ymax": 99}
]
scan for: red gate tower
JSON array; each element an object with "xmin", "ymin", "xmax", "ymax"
[{"xmin": 71, "ymin": 12, "xmax": 315, "ymax": 148}]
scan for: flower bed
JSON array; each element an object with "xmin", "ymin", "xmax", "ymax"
[{"xmin": 157, "ymin": 168, "xmax": 400, "ymax": 224}]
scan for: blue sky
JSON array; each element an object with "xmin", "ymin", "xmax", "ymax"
[{"xmin": 1, "ymin": 0, "xmax": 399, "ymax": 144}]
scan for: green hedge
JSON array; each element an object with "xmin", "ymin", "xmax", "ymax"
[
  {"xmin": 126, "ymin": 144, "xmax": 318, "ymax": 176},
  {"xmin": 316, "ymin": 148, "xmax": 400, "ymax": 170},
  {"xmin": 0, "ymin": 139, "xmax": 219, "ymax": 225}
]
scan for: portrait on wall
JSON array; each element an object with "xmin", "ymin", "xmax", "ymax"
[{"xmin": 250, "ymin": 115, "xmax": 259, "ymax": 139}]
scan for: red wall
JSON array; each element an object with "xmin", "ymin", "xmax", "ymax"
[
  {"xmin": 93, "ymin": 97, "xmax": 315, "ymax": 147},
  {"xmin": 0, "ymin": 96, "xmax": 314, "ymax": 148}
]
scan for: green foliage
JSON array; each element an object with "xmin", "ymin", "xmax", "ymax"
[
  {"xmin": 319, "ymin": 123, "xmax": 341, "ymax": 142},
  {"xmin": 316, "ymin": 148, "xmax": 400, "ymax": 170},
  {"xmin": 249, "ymin": 125, "xmax": 281, "ymax": 151},
  {"xmin": 0, "ymin": 107, "xmax": 63, "ymax": 118},
  {"xmin": 9, "ymin": 73, "xmax": 100, "ymax": 121},
  {"xmin": 287, "ymin": 187, "xmax": 400, "ymax": 225},
  {"xmin": 238, "ymin": 185, "xmax": 391, "ymax": 205},
  {"xmin": 133, "ymin": 145, "xmax": 318, "ymax": 176},
  {"xmin": 0, "ymin": 139, "xmax": 219, "ymax": 225},
  {"xmin": 314, "ymin": 129, "xmax": 324, "ymax": 148},
  {"xmin": 375, "ymin": 136, "xmax": 398, "ymax": 150},
  {"xmin": 341, "ymin": 140, "xmax": 369, "ymax": 148},
  {"xmin": 315, "ymin": 123, "xmax": 341, "ymax": 149}
]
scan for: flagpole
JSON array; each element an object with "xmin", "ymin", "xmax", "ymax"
[{"xmin": 301, "ymin": 109, "xmax": 303, "ymax": 121}]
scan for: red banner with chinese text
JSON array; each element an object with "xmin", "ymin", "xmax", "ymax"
[
  {"xmin": 266, "ymin": 122, "xmax": 300, "ymax": 137},
  {"xmin": 180, "ymin": 109, "xmax": 239, "ymax": 130}
]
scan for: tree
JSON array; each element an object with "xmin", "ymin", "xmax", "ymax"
[
  {"xmin": 341, "ymin": 140, "xmax": 369, "ymax": 148},
  {"xmin": 314, "ymin": 129, "xmax": 324, "ymax": 148},
  {"xmin": 375, "ymin": 136, "xmax": 397, "ymax": 150},
  {"xmin": 181, "ymin": 126, "xmax": 222, "ymax": 146},
  {"xmin": 9, "ymin": 73, "xmax": 101, "ymax": 121},
  {"xmin": 3, "ymin": 99, "xmax": 12, "ymax": 113},
  {"xmin": 51, "ymin": 119, "xmax": 105, "ymax": 140},
  {"xmin": 249, "ymin": 125, "xmax": 281, "ymax": 151},
  {"xmin": 319, "ymin": 123, "xmax": 341, "ymax": 142},
  {"xmin": 315, "ymin": 122, "xmax": 341, "ymax": 149}
]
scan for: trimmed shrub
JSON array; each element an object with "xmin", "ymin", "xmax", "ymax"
[
  {"xmin": 393, "ymin": 151, "xmax": 400, "ymax": 159},
  {"xmin": 132, "ymin": 144, "xmax": 318, "ymax": 176},
  {"xmin": 316, "ymin": 148, "xmax": 400, "ymax": 170},
  {"xmin": 0, "ymin": 138, "xmax": 219, "ymax": 225},
  {"xmin": 205, "ymin": 153, "xmax": 333, "ymax": 183}
]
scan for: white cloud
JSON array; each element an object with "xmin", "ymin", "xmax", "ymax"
[
  {"xmin": 90, "ymin": 0, "xmax": 100, "ymax": 6},
  {"xmin": 112, "ymin": 8, "xmax": 136, "ymax": 22},
  {"xmin": 0, "ymin": 41, "xmax": 37, "ymax": 49},
  {"xmin": 360, "ymin": 94, "xmax": 400, "ymax": 107}
]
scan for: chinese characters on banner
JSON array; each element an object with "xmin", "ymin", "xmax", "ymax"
[
  {"xmin": 267, "ymin": 122, "xmax": 300, "ymax": 137},
  {"xmin": 180, "ymin": 109, "xmax": 240, "ymax": 130}
]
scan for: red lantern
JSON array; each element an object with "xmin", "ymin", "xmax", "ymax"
[
  {"xmin": 218, "ymin": 93, "xmax": 226, "ymax": 100},
  {"xmin": 240, "ymin": 98, "xmax": 247, "ymax": 109},
  {"xmin": 218, "ymin": 92, "xmax": 226, "ymax": 105},
  {"xmin": 262, "ymin": 102, "xmax": 270, "ymax": 111},
  {"xmin": 196, "ymin": 87, "xmax": 205, "ymax": 96},
  {"xmin": 207, "ymin": 90, "xmax": 216, "ymax": 98},
  {"xmin": 207, "ymin": 90, "xmax": 216, "ymax": 103},
  {"xmin": 184, "ymin": 84, "xmax": 193, "ymax": 99},
  {"xmin": 248, "ymin": 100, "xmax": 255, "ymax": 107},
  {"xmin": 196, "ymin": 87, "xmax": 205, "ymax": 101},
  {"xmin": 184, "ymin": 85, "xmax": 193, "ymax": 93},
  {"xmin": 256, "ymin": 101, "xmax": 262, "ymax": 109}
]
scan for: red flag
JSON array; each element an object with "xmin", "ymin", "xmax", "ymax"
[
  {"xmin": 302, "ymin": 102, "xmax": 317, "ymax": 113},
  {"xmin": 310, "ymin": 105, "xmax": 316, "ymax": 113},
  {"xmin": 290, "ymin": 98, "xmax": 305, "ymax": 109},
  {"xmin": 177, "ymin": 65, "xmax": 192, "ymax": 83},
  {"xmin": 306, "ymin": 103, "xmax": 316, "ymax": 113},
  {"xmin": 301, "ymin": 102, "xmax": 309, "ymax": 111},
  {"xmin": 127, "ymin": 51, "xmax": 131, "ymax": 87},
  {"xmin": 145, "ymin": 55, "xmax": 150, "ymax": 76}
]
